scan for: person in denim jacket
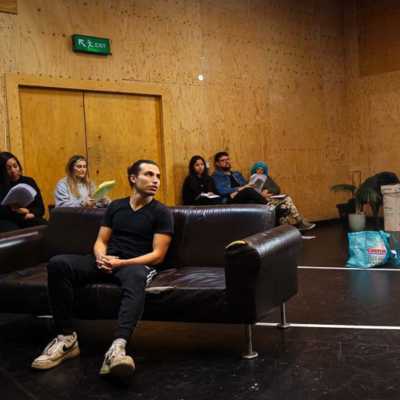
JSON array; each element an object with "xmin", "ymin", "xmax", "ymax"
[{"xmin": 211, "ymin": 152, "xmax": 266, "ymax": 205}]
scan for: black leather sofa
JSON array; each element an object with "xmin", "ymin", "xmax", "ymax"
[{"xmin": 0, "ymin": 205, "xmax": 302, "ymax": 358}]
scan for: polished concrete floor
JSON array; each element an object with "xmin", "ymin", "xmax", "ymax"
[{"xmin": 2, "ymin": 222, "xmax": 400, "ymax": 399}]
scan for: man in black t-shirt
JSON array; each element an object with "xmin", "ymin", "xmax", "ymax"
[{"xmin": 32, "ymin": 160, "xmax": 174, "ymax": 380}]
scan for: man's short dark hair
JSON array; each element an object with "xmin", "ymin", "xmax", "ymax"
[
  {"xmin": 214, "ymin": 151, "xmax": 229, "ymax": 164},
  {"xmin": 127, "ymin": 159, "xmax": 159, "ymax": 187}
]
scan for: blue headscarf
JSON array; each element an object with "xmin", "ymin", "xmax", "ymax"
[{"xmin": 250, "ymin": 161, "xmax": 269, "ymax": 176}]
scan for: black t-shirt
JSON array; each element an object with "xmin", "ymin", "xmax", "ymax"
[{"xmin": 101, "ymin": 197, "xmax": 174, "ymax": 259}]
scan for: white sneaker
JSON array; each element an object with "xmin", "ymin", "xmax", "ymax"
[
  {"xmin": 100, "ymin": 342, "xmax": 135, "ymax": 380},
  {"xmin": 297, "ymin": 219, "xmax": 316, "ymax": 231},
  {"xmin": 31, "ymin": 332, "xmax": 80, "ymax": 370}
]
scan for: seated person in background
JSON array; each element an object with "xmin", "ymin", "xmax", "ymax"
[
  {"xmin": 212, "ymin": 151, "xmax": 268, "ymax": 205},
  {"xmin": 55, "ymin": 155, "xmax": 109, "ymax": 208},
  {"xmin": 250, "ymin": 161, "xmax": 315, "ymax": 231},
  {"xmin": 0, "ymin": 151, "xmax": 47, "ymax": 233},
  {"xmin": 249, "ymin": 161, "xmax": 281, "ymax": 195},
  {"xmin": 182, "ymin": 155, "xmax": 221, "ymax": 205},
  {"xmin": 32, "ymin": 159, "xmax": 173, "ymax": 380}
]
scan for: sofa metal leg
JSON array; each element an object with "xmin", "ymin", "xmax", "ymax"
[
  {"xmin": 277, "ymin": 302, "xmax": 290, "ymax": 329},
  {"xmin": 242, "ymin": 324, "xmax": 258, "ymax": 359}
]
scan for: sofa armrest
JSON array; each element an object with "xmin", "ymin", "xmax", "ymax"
[
  {"xmin": 0, "ymin": 227, "xmax": 47, "ymax": 274},
  {"xmin": 224, "ymin": 225, "xmax": 302, "ymax": 323}
]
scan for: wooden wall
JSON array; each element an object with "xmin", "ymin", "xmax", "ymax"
[
  {"xmin": 0, "ymin": 0, "xmax": 349, "ymax": 219},
  {"xmin": 0, "ymin": 0, "xmax": 17, "ymax": 15},
  {"xmin": 344, "ymin": 1, "xmax": 400, "ymax": 185}
]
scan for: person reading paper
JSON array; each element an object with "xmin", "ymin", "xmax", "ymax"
[
  {"xmin": 182, "ymin": 155, "xmax": 221, "ymax": 205},
  {"xmin": 55, "ymin": 155, "xmax": 110, "ymax": 208},
  {"xmin": 0, "ymin": 151, "xmax": 47, "ymax": 233},
  {"xmin": 249, "ymin": 161, "xmax": 315, "ymax": 230}
]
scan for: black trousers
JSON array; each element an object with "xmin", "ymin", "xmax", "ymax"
[
  {"xmin": 47, "ymin": 254, "xmax": 151, "ymax": 340},
  {"xmin": 193, "ymin": 197, "xmax": 223, "ymax": 206},
  {"xmin": 228, "ymin": 187, "xmax": 267, "ymax": 204}
]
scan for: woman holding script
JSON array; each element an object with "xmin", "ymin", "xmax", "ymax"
[
  {"xmin": 250, "ymin": 161, "xmax": 315, "ymax": 231},
  {"xmin": 182, "ymin": 155, "xmax": 221, "ymax": 205},
  {"xmin": 55, "ymin": 155, "xmax": 111, "ymax": 208},
  {"xmin": 0, "ymin": 151, "xmax": 46, "ymax": 233}
]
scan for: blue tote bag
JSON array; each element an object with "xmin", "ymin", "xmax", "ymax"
[{"xmin": 347, "ymin": 230, "xmax": 392, "ymax": 268}]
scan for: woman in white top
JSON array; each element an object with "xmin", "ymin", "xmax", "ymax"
[{"xmin": 55, "ymin": 155, "xmax": 108, "ymax": 208}]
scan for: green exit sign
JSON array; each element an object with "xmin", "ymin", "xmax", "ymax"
[{"xmin": 72, "ymin": 34, "xmax": 111, "ymax": 55}]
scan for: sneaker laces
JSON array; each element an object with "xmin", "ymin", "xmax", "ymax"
[
  {"xmin": 105, "ymin": 343, "xmax": 125, "ymax": 364},
  {"xmin": 43, "ymin": 334, "xmax": 75, "ymax": 355},
  {"xmin": 42, "ymin": 335, "xmax": 62, "ymax": 355}
]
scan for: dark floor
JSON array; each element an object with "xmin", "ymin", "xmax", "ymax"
[
  {"xmin": 299, "ymin": 221, "xmax": 348, "ymax": 267},
  {"xmin": 2, "ymin": 222, "xmax": 400, "ymax": 400}
]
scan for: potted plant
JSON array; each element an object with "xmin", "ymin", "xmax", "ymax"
[{"xmin": 331, "ymin": 181, "xmax": 381, "ymax": 231}]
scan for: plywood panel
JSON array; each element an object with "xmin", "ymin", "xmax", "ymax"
[
  {"xmin": 19, "ymin": 87, "xmax": 86, "ymax": 210},
  {"xmin": 0, "ymin": 0, "xmax": 17, "ymax": 14},
  {"xmin": 345, "ymin": 0, "xmax": 400, "ymax": 195},
  {"xmin": 0, "ymin": 12, "xmax": 16, "ymax": 149},
  {"xmin": 358, "ymin": 0, "xmax": 400, "ymax": 76},
  {"xmin": 1, "ymin": 0, "xmax": 350, "ymax": 220},
  {"xmin": 84, "ymin": 91, "xmax": 164, "ymax": 201}
]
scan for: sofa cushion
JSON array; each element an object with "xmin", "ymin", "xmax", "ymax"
[
  {"xmin": 0, "ymin": 264, "xmax": 49, "ymax": 315},
  {"xmin": 0, "ymin": 228, "xmax": 46, "ymax": 274},
  {"xmin": 44, "ymin": 205, "xmax": 275, "ymax": 269},
  {"xmin": 176, "ymin": 205, "xmax": 275, "ymax": 267},
  {"xmin": 0, "ymin": 266, "xmax": 250, "ymax": 323},
  {"xmin": 45, "ymin": 208, "xmax": 105, "ymax": 257}
]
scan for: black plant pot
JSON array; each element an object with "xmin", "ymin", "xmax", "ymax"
[
  {"xmin": 336, "ymin": 203, "xmax": 348, "ymax": 228},
  {"xmin": 336, "ymin": 199, "xmax": 356, "ymax": 229}
]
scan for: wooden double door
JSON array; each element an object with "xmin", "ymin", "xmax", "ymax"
[{"xmin": 19, "ymin": 87, "xmax": 164, "ymax": 210}]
